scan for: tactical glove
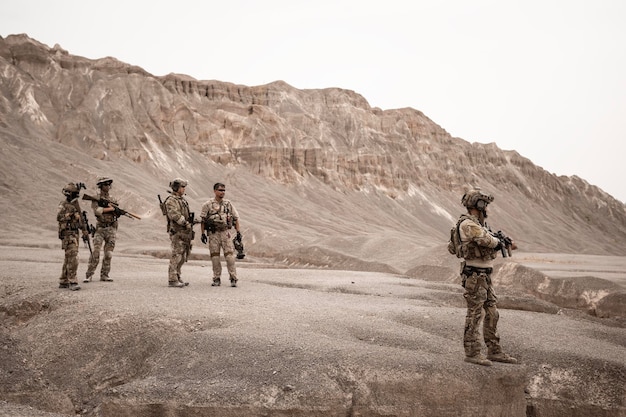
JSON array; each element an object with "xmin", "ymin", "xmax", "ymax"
[{"xmin": 201, "ymin": 233, "xmax": 207, "ymax": 244}]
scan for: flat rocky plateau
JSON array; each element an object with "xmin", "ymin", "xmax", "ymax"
[{"xmin": 1, "ymin": 245, "xmax": 624, "ymax": 417}]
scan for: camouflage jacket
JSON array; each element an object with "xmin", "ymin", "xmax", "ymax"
[
  {"xmin": 200, "ymin": 198, "xmax": 239, "ymax": 230},
  {"xmin": 91, "ymin": 191, "xmax": 119, "ymax": 225},
  {"xmin": 457, "ymin": 214, "xmax": 500, "ymax": 267},
  {"xmin": 57, "ymin": 198, "xmax": 86, "ymax": 236},
  {"xmin": 164, "ymin": 194, "xmax": 191, "ymax": 234}
]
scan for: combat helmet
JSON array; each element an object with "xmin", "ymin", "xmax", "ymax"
[
  {"xmin": 97, "ymin": 177, "xmax": 113, "ymax": 187},
  {"xmin": 461, "ymin": 188, "xmax": 494, "ymax": 210},
  {"xmin": 169, "ymin": 178, "xmax": 188, "ymax": 191},
  {"xmin": 62, "ymin": 183, "xmax": 80, "ymax": 198}
]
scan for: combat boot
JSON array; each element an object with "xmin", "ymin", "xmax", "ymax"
[
  {"xmin": 69, "ymin": 283, "xmax": 81, "ymax": 291},
  {"xmin": 487, "ymin": 352, "xmax": 518, "ymax": 364},
  {"xmin": 230, "ymin": 279, "xmax": 237, "ymax": 287},
  {"xmin": 211, "ymin": 278, "xmax": 221, "ymax": 287},
  {"xmin": 59, "ymin": 282, "xmax": 69, "ymax": 289},
  {"xmin": 177, "ymin": 275, "xmax": 189, "ymax": 286},
  {"xmin": 464, "ymin": 355, "xmax": 492, "ymax": 366},
  {"xmin": 168, "ymin": 281, "xmax": 185, "ymax": 288}
]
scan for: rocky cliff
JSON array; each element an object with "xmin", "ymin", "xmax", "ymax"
[{"xmin": 1, "ymin": 34, "xmax": 624, "ymax": 263}]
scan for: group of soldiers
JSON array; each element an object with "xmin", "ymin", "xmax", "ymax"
[
  {"xmin": 57, "ymin": 180, "xmax": 518, "ymax": 366},
  {"xmin": 56, "ymin": 177, "xmax": 242, "ymax": 291}
]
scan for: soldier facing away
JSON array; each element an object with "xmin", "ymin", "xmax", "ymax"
[
  {"xmin": 57, "ymin": 183, "xmax": 89, "ymax": 291},
  {"xmin": 200, "ymin": 182, "xmax": 241, "ymax": 287},
  {"xmin": 85, "ymin": 177, "xmax": 119, "ymax": 282},
  {"xmin": 455, "ymin": 188, "xmax": 518, "ymax": 366}
]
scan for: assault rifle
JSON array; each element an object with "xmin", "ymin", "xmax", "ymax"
[
  {"xmin": 491, "ymin": 230, "xmax": 514, "ymax": 258},
  {"xmin": 80, "ymin": 211, "xmax": 95, "ymax": 254},
  {"xmin": 183, "ymin": 212, "xmax": 202, "ymax": 263},
  {"xmin": 82, "ymin": 194, "xmax": 141, "ymax": 219},
  {"xmin": 233, "ymin": 231, "xmax": 245, "ymax": 259}
]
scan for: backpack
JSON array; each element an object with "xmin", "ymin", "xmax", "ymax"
[{"xmin": 447, "ymin": 220, "xmax": 463, "ymax": 258}]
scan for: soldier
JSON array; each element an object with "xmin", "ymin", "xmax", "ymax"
[
  {"xmin": 163, "ymin": 178, "xmax": 193, "ymax": 288},
  {"xmin": 456, "ymin": 188, "xmax": 518, "ymax": 366},
  {"xmin": 200, "ymin": 183, "xmax": 241, "ymax": 287},
  {"xmin": 85, "ymin": 177, "xmax": 119, "ymax": 282},
  {"xmin": 57, "ymin": 183, "xmax": 89, "ymax": 291}
]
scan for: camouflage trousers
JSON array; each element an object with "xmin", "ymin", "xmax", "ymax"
[
  {"xmin": 59, "ymin": 233, "xmax": 80, "ymax": 284},
  {"xmin": 169, "ymin": 231, "xmax": 192, "ymax": 283},
  {"xmin": 462, "ymin": 271, "xmax": 502, "ymax": 357},
  {"xmin": 208, "ymin": 229, "xmax": 237, "ymax": 281},
  {"xmin": 86, "ymin": 225, "xmax": 117, "ymax": 279}
]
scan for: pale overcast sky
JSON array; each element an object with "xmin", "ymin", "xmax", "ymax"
[{"xmin": 3, "ymin": 0, "xmax": 625, "ymax": 203}]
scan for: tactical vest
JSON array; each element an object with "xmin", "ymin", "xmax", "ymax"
[
  {"xmin": 58, "ymin": 200, "xmax": 82, "ymax": 237},
  {"xmin": 205, "ymin": 200, "xmax": 234, "ymax": 231},
  {"xmin": 164, "ymin": 195, "xmax": 190, "ymax": 233},
  {"xmin": 454, "ymin": 214, "xmax": 497, "ymax": 261}
]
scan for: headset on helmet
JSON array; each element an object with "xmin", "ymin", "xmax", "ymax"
[
  {"xmin": 169, "ymin": 178, "xmax": 188, "ymax": 191},
  {"xmin": 461, "ymin": 188, "xmax": 494, "ymax": 210},
  {"xmin": 62, "ymin": 182, "xmax": 86, "ymax": 198}
]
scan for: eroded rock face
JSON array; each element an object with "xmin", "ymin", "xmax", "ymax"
[{"xmin": 1, "ymin": 34, "xmax": 625, "ymax": 259}]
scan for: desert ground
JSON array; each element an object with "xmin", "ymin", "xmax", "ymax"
[{"xmin": 1, "ymin": 243, "xmax": 624, "ymax": 417}]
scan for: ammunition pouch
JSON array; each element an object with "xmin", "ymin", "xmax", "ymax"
[{"xmin": 204, "ymin": 218, "xmax": 218, "ymax": 233}]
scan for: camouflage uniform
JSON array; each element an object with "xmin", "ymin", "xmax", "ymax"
[
  {"xmin": 57, "ymin": 184, "xmax": 88, "ymax": 290},
  {"xmin": 456, "ymin": 189, "xmax": 518, "ymax": 366},
  {"xmin": 85, "ymin": 179, "xmax": 118, "ymax": 282},
  {"xmin": 200, "ymin": 194, "xmax": 239, "ymax": 286},
  {"xmin": 458, "ymin": 214, "xmax": 501, "ymax": 356},
  {"xmin": 164, "ymin": 186, "xmax": 193, "ymax": 286}
]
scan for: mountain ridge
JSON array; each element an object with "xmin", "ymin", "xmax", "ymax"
[{"xmin": 1, "ymin": 33, "xmax": 625, "ymax": 267}]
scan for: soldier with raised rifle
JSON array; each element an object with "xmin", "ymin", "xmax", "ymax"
[{"xmin": 83, "ymin": 177, "xmax": 138, "ymax": 283}]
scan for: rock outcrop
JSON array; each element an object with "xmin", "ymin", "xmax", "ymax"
[{"xmin": 1, "ymin": 33, "xmax": 625, "ymax": 259}]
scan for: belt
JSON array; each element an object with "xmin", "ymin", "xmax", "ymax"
[
  {"xmin": 463, "ymin": 266, "xmax": 493, "ymax": 275},
  {"xmin": 98, "ymin": 222, "xmax": 117, "ymax": 228}
]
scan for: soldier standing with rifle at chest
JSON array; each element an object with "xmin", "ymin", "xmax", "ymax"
[{"xmin": 451, "ymin": 188, "xmax": 518, "ymax": 366}]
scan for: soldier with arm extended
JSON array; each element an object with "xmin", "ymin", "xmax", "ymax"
[
  {"xmin": 200, "ymin": 182, "xmax": 241, "ymax": 287},
  {"xmin": 85, "ymin": 177, "xmax": 119, "ymax": 282},
  {"xmin": 57, "ymin": 183, "xmax": 89, "ymax": 291},
  {"xmin": 456, "ymin": 188, "xmax": 518, "ymax": 366},
  {"xmin": 164, "ymin": 178, "xmax": 193, "ymax": 288}
]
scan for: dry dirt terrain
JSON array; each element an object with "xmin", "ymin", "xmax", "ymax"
[
  {"xmin": 1, "ymin": 33, "xmax": 625, "ymax": 417},
  {"xmin": 1, "ymin": 244, "xmax": 624, "ymax": 417}
]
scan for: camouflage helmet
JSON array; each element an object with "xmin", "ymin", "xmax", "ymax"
[
  {"xmin": 169, "ymin": 178, "xmax": 188, "ymax": 191},
  {"xmin": 96, "ymin": 177, "xmax": 113, "ymax": 187},
  {"xmin": 461, "ymin": 188, "xmax": 494, "ymax": 210},
  {"xmin": 62, "ymin": 183, "xmax": 80, "ymax": 197}
]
